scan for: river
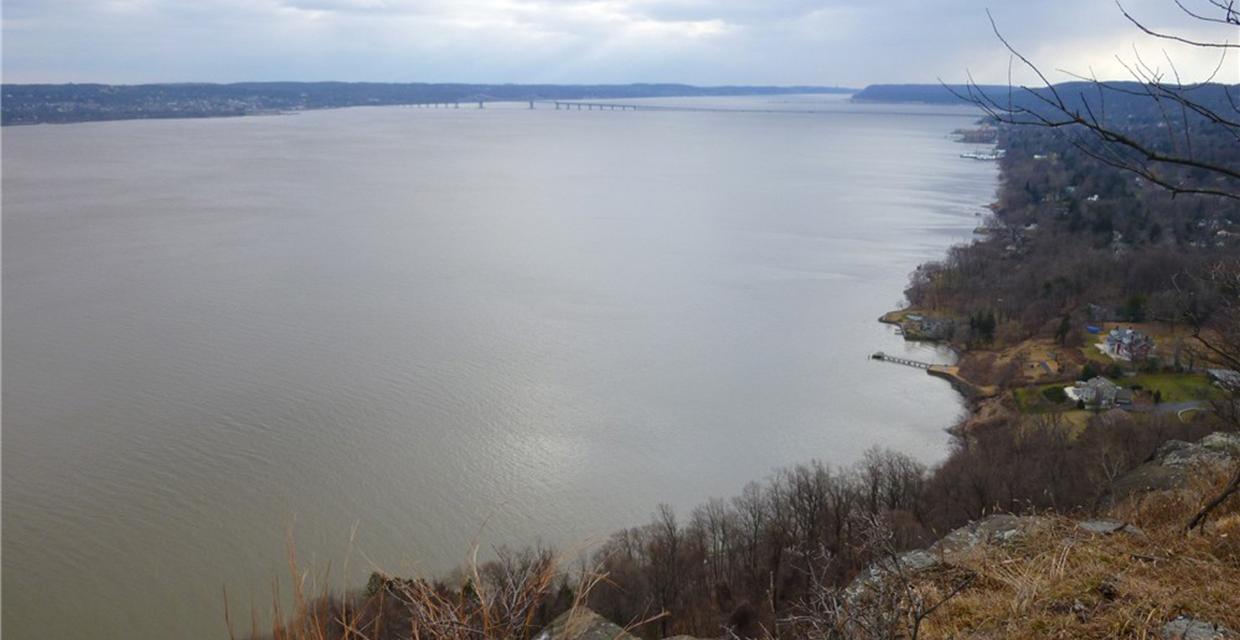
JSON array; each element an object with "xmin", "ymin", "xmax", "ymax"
[{"xmin": 2, "ymin": 94, "xmax": 997, "ymax": 638}]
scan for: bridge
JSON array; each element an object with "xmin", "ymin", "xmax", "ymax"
[
  {"xmin": 402, "ymin": 96, "xmax": 973, "ymax": 117},
  {"xmin": 550, "ymin": 101, "xmax": 640, "ymax": 111},
  {"xmin": 402, "ymin": 98, "xmax": 977, "ymax": 118},
  {"xmin": 870, "ymin": 352, "xmax": 934, "ymax": 369},
  {"xmin": 406, "ymin": 98, "xmax": 641, "ymax": 111}
]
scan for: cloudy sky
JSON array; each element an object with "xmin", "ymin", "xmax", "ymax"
[{"xmin": 2, "ymin": 0, "xmax": 1236, "ymax": 86}]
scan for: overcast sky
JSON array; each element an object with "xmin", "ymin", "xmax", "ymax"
[{"xmin": 2, "ymin": 0, "xmax": 1236, "ymax": 86}]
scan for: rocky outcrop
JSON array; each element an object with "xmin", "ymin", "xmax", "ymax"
[
  {"xmin": 846, "ymin": 514, "xmax": 1045, "ymax": 599},
  {"xmin": 536, "ymin": 609, "xmax": 638, "ymax": 640},
  {"xmin": 1162, "ymin": 615, "xmax": 1236, "ymax": 640},
  {"xmin": 536, "ymin": 609, "xmax": 711, "ymax": 640},
  {"xmin": 1076, "ymin": 519, "xmax": 1145, "ymax": 536},
  {"xmin": 1107, "ymin": 432, "xmax": 1240, "ymax": 505},
  {"xmin": 929, "ymin": 514, "xmax": 1044, "ymax": 556},
  {"xmin": 544, "ymin": 506, "xmax": 1232, "ymax": 640}
]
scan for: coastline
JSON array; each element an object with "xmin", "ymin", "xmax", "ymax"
[{"xmin": 879, "ymin": 309, "xmax": 1001, "ymax": 424}]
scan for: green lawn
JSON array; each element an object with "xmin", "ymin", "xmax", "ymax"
[
  {"xmin": 1080, "ymin": 341, "xmax": 1113, "ymax": 365},
  {"xmin": 1122, "ymin": 372, "xmax": 1220, "ymax": 402},
  {"xmin": 1014, "ymin": 383, "xmax": 1073, "ymax": 413}
]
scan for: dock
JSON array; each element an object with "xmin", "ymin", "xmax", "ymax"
[{"xmin": 870, "ymin": 351, "xmax": 933, "ymax": 369}]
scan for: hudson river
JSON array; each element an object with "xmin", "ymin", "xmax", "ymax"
[{"xmin": 3, "ymin": 95, "xmax": 997, "ymax": 638}]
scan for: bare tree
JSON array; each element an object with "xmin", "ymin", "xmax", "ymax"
[
  {"xmin": 1180, "ymin": 260, "xmax": 1240, "ymax": 530},
  {"xmin": 951, "ymin": 1, "xmax": 1240, "ymax": 199},
  {"xmin": 782, "ymin": 518, "xmax": 973, "ymax": 640}
]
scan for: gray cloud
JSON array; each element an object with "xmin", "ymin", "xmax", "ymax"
[{"xmin": 2, "ymin": 0, "xmax": 1236, "ymax": 85}]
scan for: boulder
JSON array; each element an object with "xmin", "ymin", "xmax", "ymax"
[
  {"xmin": 1162, "ymin": 615, "xmax": 1236, "ymax": 640},
  {"xmin": 846, "ymin": 514, "xmax": 1045, "ymax": 598},
  {"xmin": 535, "ymin": 608, "xmax": 639, "ymax": 640},
  {"xmin": 1077, "ymin": 519, "xmax": 1145, "ymax": 536},
  {"xmin": 929, "ymin": 514, "xmax": 1044, "ymax": 557},
  {"xmin": 1108, "ymin": 433, "xmax": 1240, "ymax": 505}
]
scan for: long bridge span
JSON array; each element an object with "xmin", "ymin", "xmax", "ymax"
[
  {"xmin": 406, "ymin": 99, "xmax": 854, "ymax": 114},
  {"xmin": 402, "ymin": 98, "xmax": 971, "ymax": 117},
  {"xmin": 404, "ymin": 99, "xmax": 709, "ymax": 112}
]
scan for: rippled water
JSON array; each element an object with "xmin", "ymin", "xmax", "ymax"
[{"xmin": 2, "ymin": 95, "xmax": 997, "ymax": 639}]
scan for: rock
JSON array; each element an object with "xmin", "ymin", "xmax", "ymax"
[
  {"xmin": 1077, "ymin": 519, "xmax": 1145, "ymax": 536},
  {"xmin": 1160, "ymin": 433, "xmax": 1240, "ymax": 466},
  {"xmin": 846, "ymin": 515, "xmax": 1044, "ymax": 598},
  {"xmin": 845, "ymin": 548, "xmax": 940, "ymax": 597},
  {"xmin": 1108, "ymin": 432, "xmax": 1240, "ymax": 505},
  {"xmin": 535, "ymin": 608, "xmax": 639, "ymax": 640},
  {"xmin": 1162, "ymin": 616, "xmax": 1236, "ymax": 640},
  {"xmin": 930, "ymin": 514, "xmax": 1045, "ymax": 558}
]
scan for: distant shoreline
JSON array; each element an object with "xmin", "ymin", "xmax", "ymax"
[
  {"xmin": 0, "ymin": 81, "xmax": 854, "ymax": 126},
  {"xmin": 877, "ymin": 126, "xmax": 1003, "ymax": 427}
]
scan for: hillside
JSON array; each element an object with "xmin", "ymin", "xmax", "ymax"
[
  {"xmin": 255, "ymin": 433, "xmax": 1240, "ymax": 640},
  {"xmin": 850, "ymin": 84, "xmax": 999, "ymax": 104}
]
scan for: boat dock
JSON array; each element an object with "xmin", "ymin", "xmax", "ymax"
[{"xmin": 870, "ymin": 351, "xmax": 933, "ymax": 369}]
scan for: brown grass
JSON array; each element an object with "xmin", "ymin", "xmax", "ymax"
[{"xmin": 911, "ymin": 462, "xmax": 1240, "ymax": 639}]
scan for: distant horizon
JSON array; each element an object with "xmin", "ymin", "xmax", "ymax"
[
  {"xmin": 7, "ymin": 79, "xmax": 1237, "ymax": 89},
  {"xmin": 0, "ymin": 79, "xmax": 858, "ymax": 89}
]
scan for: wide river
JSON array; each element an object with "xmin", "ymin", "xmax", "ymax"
[{"xmin": 3, "ymin": 95, "xmax": 996, "ymax": 639}]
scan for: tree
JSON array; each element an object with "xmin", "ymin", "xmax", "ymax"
[
  {"xmin": 1123, "ymin": 295, "xmax": 1148, "ymax": 322},
  {"xmin": 951, "ymin": 1, "xmax": 1240, "ymax": 200},
  {"xmin": 1055, "ymin": 314, "xmax": 1072, "ymax": 344},
  {"xmin": 647, "ymin": 504, "xmax": 684, "ymax": 637},
  {"xmin": 1179, "ymin": 260, "xmax": 1240, "ymax": 530}
]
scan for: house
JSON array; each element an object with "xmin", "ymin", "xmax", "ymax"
[
  {"xmin": 902, "ymin": 313, "xmax": 953, "ymax": 340},
  {"xmin": 1104, "ymin": 327, "xmax": 1154, "ymax": 361},
  {"xmin": 1208, "ymin": 369, "xmax": 1240, "ymax": 392},
  {"xmin": 1066, "ymin": 377, "xmax": 1133, "ymax": 409}
]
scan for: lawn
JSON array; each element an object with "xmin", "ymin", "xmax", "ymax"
[
  {"xmin": 1123, "ymin": 372, "xmax": 1220, "ymax": 402},
  {"xmin": 1081, "ymin": 342, "xmax": 1114, "ymax": 365},
  {"xmin": 1013, "ymin": 382, "xmax": 1073, "ymax": 413}
]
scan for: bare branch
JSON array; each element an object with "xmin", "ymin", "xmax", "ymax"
[{"xmin": 1118, "ymin": 0, "xmax": 1239, "ymax": 48}]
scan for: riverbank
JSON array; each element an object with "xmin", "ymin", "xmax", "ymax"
[{"xmin": 879, "ymin": 308, "xmax": 1011, "ymax": 433}]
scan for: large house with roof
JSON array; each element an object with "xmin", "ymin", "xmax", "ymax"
[
  {"xmin": 1066, "ymin": 376, "xmax": 1134, "ymax": 409},
  {"xmin": 1104, "ymin": 327, "xmax": 1154, "ymax": 361}
]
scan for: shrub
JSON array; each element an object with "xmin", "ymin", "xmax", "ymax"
[{"xmin": 1041, "ymin": 386, "xmax": 1068, "ymax": 403}]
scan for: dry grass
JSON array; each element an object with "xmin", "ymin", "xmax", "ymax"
[
  {"xmin": 231, "ymin": 540, "xmax": 607, "ymax": 640},
  {"xmin": 912, "ymin": 463, "xmax": 1240, "ymax": 639}
]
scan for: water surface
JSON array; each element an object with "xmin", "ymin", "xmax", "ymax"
[{"xmin": 3, "ymin": 95, "xmax": 997, "ymax": 639}]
